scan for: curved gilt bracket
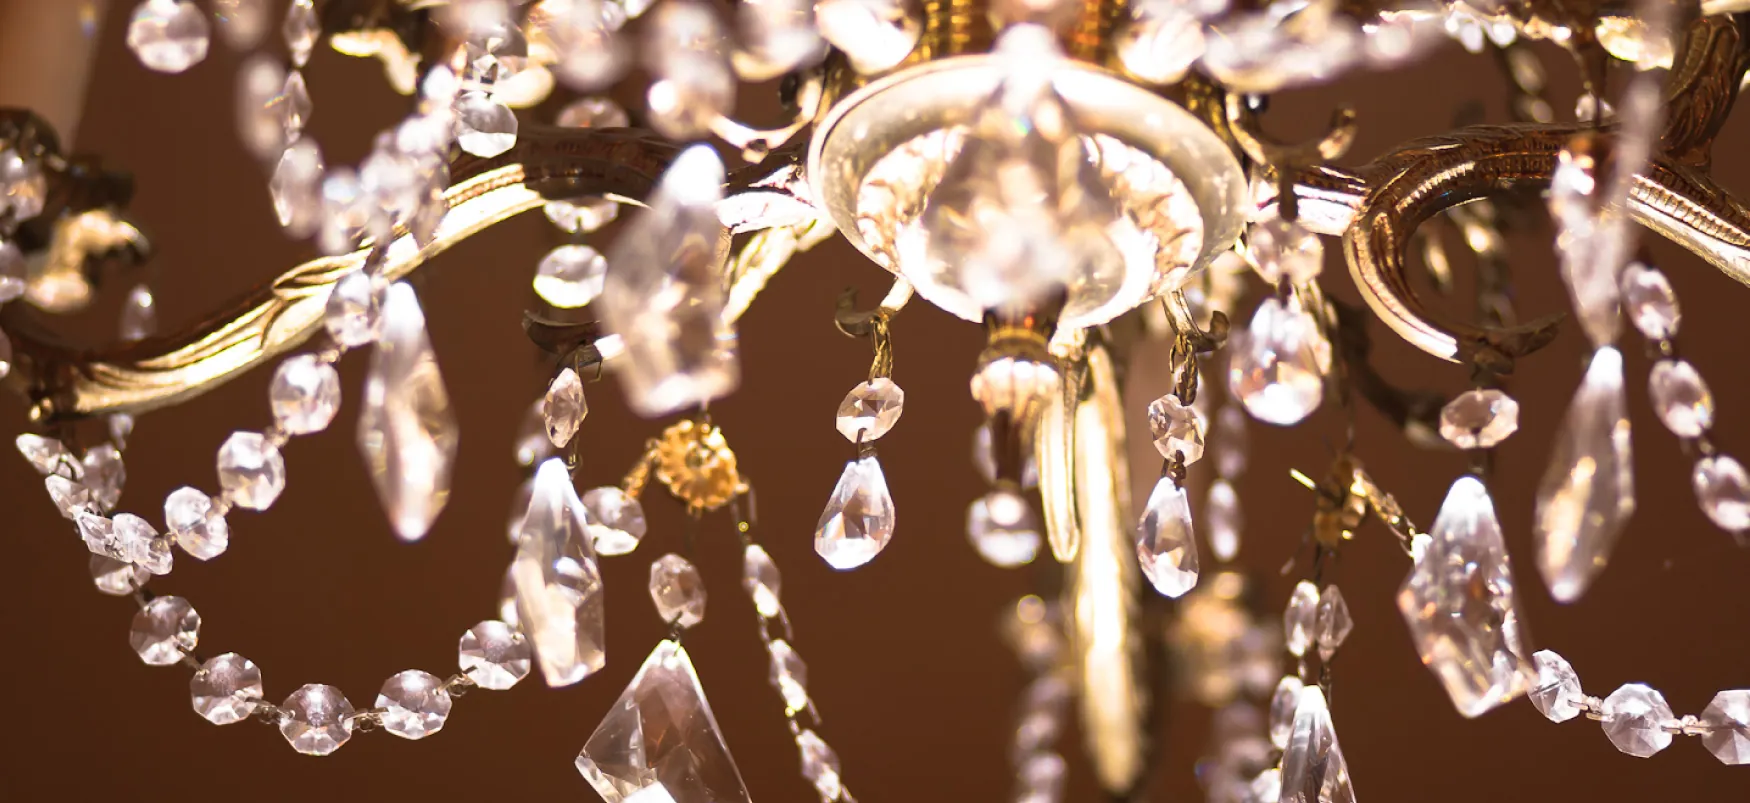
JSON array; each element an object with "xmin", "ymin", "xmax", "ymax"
[{"xmin": 4, "ymin": 127, "xmax": 814, "ymax": 422}]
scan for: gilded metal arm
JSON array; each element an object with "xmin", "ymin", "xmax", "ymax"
[{"xmin": 3, "ymin": 126, "xmax": 813, "ymax": 422}]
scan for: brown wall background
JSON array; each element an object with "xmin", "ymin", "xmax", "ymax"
[{"xmin": 3, "ymin": 5, "xmax": 1749, "ymax": 800}]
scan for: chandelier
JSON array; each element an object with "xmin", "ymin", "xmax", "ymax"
[{"xmin": 2, "ymin": 0, "xmax": 1748, "ymax": 800}]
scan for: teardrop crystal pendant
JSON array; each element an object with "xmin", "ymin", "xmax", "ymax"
[
  {"xmin": 575, "ymin": 640, "xmax": 753, "ymax": 803},
  {"xmin": 1229, "ymin": 294, "xmax": 1331, "ymax": 426},
  {"xmin": 512, "ymin": 459, "xmax": 606, "ymax": 687},
  {"xmin": 1136, "ymin": 475, "xmax": 1199, "ymax": 597},
  {"xmin": 814, "ymin": 455, "xmax": 896, "ymax": 570},
  {"xmin": 597, "ymin": 145, "xmax": 737, "ymax": 417},
  {"xmin": 1535, "ymin": 346, "xmax": 1633, "ymax": 603},
  {"xmin": 1398, "ymin": 475, "xmax": 1534, "ymax": 717},
  {"xmin": 357, "ymin": 282, "xmax": 459, "ymax": 541},
  {"xmin": 1279, "ymin": 686, "xmax": 1356, "ymax": 803}
]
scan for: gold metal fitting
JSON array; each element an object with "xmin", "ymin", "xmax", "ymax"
[{"xmin": 651, "ymin": 419, "xmax": 749, "ymax": 513}]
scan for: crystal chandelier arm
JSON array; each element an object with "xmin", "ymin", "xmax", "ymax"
[{"xmin": 4, "ymin": 127, "xmax": 803, "ymax": 422}]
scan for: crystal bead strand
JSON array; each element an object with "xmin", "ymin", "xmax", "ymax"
[
  {"xmin": 1530, "ymin": 649, "xmax": 1750, "ymax": 763},
  {"xmin": 736, "ymin": 493, "xmax": 857, "ymax": 803},
  {"xmin": 1620, "ymin": 261, "xmax": 1749, "ymax": 542},
  {"xmin": 817, "ymin": 315, "xmax": 901, "ymax": 570},
  {"xmin": 1003, "ymin": 596, "xmax": 1069, "ymax": 803},
  {"xmin": 1138, "ymin": 345, "xmax": 1203, "ymax": 597}
]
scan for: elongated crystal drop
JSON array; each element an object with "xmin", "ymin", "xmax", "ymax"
[
  {"xmin": 1229, "ymin": 295, "xmax": 1330, "ymax": 426},
  {"xmin": 1279, "ymin": 686, "xmax": 1355, "ymax": 803},
  {"xmin": 576, "ymin": 640, "xmax": 753, "ymax": 803},
  {"xmin": 1535, "ymin": 347, "xmax": 1633, "ymax": 602},
  {"xmin": 357, "ymin": 283, "xmax": 459, "ymax": 541},
  {"xmin": 1136, "ymin": 476, "xmax": 1198, "ymax": 597},
  {"xmin": 1399, "ymin": 475, "xmax": 1534, "ymax": 717},
  {"xmin": 598, "ymin": 145, "xmax": 736, "ymax": 417},
  {"xmin": 814, "ymin": 456, "xmax": 896, "ymax": 570},
  {"xmin": 513, "ymin": 459, "xmax": 606, "ymax": 687}
]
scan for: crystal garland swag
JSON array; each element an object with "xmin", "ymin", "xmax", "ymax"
[{"xmin": 4, "ymin": 0, "xmax": 1750, "ymax": 800}]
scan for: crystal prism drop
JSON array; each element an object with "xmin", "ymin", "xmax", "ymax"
[
  {"xmin": 543, "ymin": 367, "xmax": 588, "ymax": 447},
  {"xmin": 1229, "ymin": 295, "xmax": 1331, "ymax": 426},
  {"xmin": 128, "ymin": 0, "xmax": 211, "ymax": 74},
  {"xmin": 513, "ymin": 459, "xmax": 606, "ymax": 687},
  {"xmin": 1279, "ymin": 686, "xmax": 1355, "ymax": 803},
  {"xmin": 1398, "ymin": 475, "xmax": 1533, "ymax": 717},
  {"xmin": 649, "ymin": 553, "xmax": 706, "ymax": 628},
  {"xmin": 271, "ymin": 138, "xmax": 325, "ymax": 237},
  {"xmin": 283, "ymin": 0, "xmax": 318, "ymax": 66},
  {"xmin": 1136, "ymin": 476, "xmax": 1199, "ymax": 597},
  {"xmin": 1529, "ymin": 649, "xmax": 1584, "ymax": 723},
  {"xmin": 357, "ymin": 282, "xmax": 459, "ymax": 541},
  {"xmin": 598, "ymin": 145, "xmax": 736, "ymax": 417},
  {"xmin": 813, "ymin": 455, "xmax": 897, "ymax": 570},
  {"xmin": 1535, "ymin": 347, "xmax": 1633, "ymax": 603},
  {"xmin": 575, "ymin": 640, "xmax": 753, "ymax": 803}
]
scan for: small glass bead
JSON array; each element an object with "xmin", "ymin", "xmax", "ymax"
[
  {"xmin": 1648, "ymin": 359, "xmax": 1713, "ymax": 438},
  {"xmin": 1146, "ymin": 393, "xmax": 1205, "ymax": 464},
  {"xmin": 1620, "ymin": 262, "xmax": 1680, "ymax": 341},
  {"xmin": 47, "ymin": 475, "xmax": 95, "ymax": 519},
  {"xmin": 649, "ymin": 553, "xmax": 707, "ymax": 628},
  {"xmin": 770, "ymin": 639, "xmax": 809, "ymax": 714},
  {"xmin": 216, "ymin": 431, "xmax": 286, "ymax": 510},
  {"xmin": 459, "ymin": 620, "xmax": 531, "ymax": 690},
  {"xmin": 1269, "ymin": 675, "xmax": 1302, "ymax": 749},
  {"xmin": 323, "ymin": 270, "xmax": 383, "ymax": 348},
  {"xmin": 130, "ymin": 595, "xmax": 200, "ymax": 666},
  {"xmin": 797, "ymin": 729, "xmax": 843, "ymax": 801},
  {"xmin": 377, "ymin": 669, "xmax": 452, "ymax": 739},
  {"xmin": 1600, "ymin": 683, "xmax": 1675, "ymax": 757},
  {"xmin": 1247, "ymin": 216, "xmax": 1324, "ymax": 284},
  {"xmin": 280, "ymin": 684, "xmax": 355, "ymax": 755},
  {"xmin": 1693, "ymin": 455, "xmax": 1750, "ymax": 534},
  {"xmin": 82, "ymin": 444, "xmax": 126, "ymax": 512},
  {"xmin": 1283, "ymin": 581, "xmax": 1319, "ymax": 658},
  {"xmin": 191, "ymin": 652, "xmax": 263, "ymax": 725},
  {"xmin": 270, "ymin": 354, "xmax": 342, "ymax": 435},
  {"xmin": 743, "ymin": 544, "xmax": 782, "ymax": 618},
  {"xmin": 17, "ymin": 433, "xmax": 75, "ymax": 476},
  {"xmin": 90, "ymin": 554, "xmax": 150, "ymax": 596},
  {"xmin": 127, "ymin": 0, "xmax": 211, "ymax": 74},
  {"xmin": 835, "ymin": 378, "xmax": 905, "ymax": 442},
  {"xmin": 533, "ymin": 244, "xmax": 610, "ymax": 308},
  {"xmin": 1439, "ymin": 389, "xmax": 1520, "ymax": 449},
  {"xmin": 1530, "ymin": 649, "xmax": 1584, "ymax": 723},
  {"xmin": 966, "ymin": 487, "xmax": 1042, "ymax": 568},
  {"xmin": 115, "ymin": 513, "xmax": 172, "ymax": 575},
  {"xmin": 166, "ymin": 487, "xmax": 230, "ymax": 560},
  {"xmin": 543, "ymin": 367, "xmax": 588, "ymax": 448},
  {"xmin": 1313, "ymin": 584, "xmax": 1352, "ymax": 661},
  {"xmin": 581, "ymin": 487, "xmax": 647, "ymax": 555},
  {"xmin": 1701, "ymin": 689, "xmax": 1750, "ymax": 765}
]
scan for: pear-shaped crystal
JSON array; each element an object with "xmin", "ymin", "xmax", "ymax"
[
  {"xmin": 598, "ymin": 145, "xmax": 736, "ymax": 417},
  {"xmin": 17, "ymin": 434, "xmax": 75, "ymax": 476},
  {"xmin": 1399, "ymin": 475, "xmax": 1533, "ymax": 717},
  {"xmin": 576, "ymin": 640, "xmax": 753, "ymax": 803},
  {"xmin": 513, "ymin": 459, "xmax": 606, "ymax": 687},
  {"xmin": 543, "ymin": 367, "xmax": 588, "ymax": 447},
  {"xmin": 1279, "ymin": 686, "xmax": 1355, "ymax": 803},
  {"xmin": 357, "ymin": 283, "xmax": 459, "ymax": 541},
  {"xmin": 1535, "ymin": 347, "xmax": 1633, "ymax": 602},
  {"xmin": 1230, "ymin": 295, "xmax": 1330, "ymax": 426},
  {"xmin": 1136, "ymin": 476, "xmax": 1198, "ymax": 597},
  {"xmin": 814, "ymin": 456, "xmax": 896, "ymax": 570}
]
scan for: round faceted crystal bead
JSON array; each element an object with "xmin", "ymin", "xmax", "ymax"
[
  {"xmin": 127, "ymin": 0, "xmax": 211, "ymax": 74},
  {"xmin": 323, "ymin": 270, "xmax": 382, "ymax": 348},
  {"xmin": 966, "ymin": 487, "xmax": 1042, "ymax": 568},
  {"xmin": 649, "ymin": 553, "xmax": 707, "ymax": 628},
  {"xmin": 1146, "ymin": 393, "xmax": 1205, "ymax": 463},
  {"xmin": 533, "ymin": 244, "xmax": 609, "ymax": 308},
  {"xmin": 1701, "ymin": 690, "xmax": 1750, "ymax": 765},
  {"xmin": 1246, "ymin": 216, "xmax": 1324, "ymax": 284},
  {"xmin": 1693, "ymin": 455, "xmax": 1750, "ymax": 533},
  {"xmin": 270, "ymin": 355, "xmax": 342, "ymax": 435},
  {"xmin": 377, "ymin": 670, "xmax": 452, "ymax": 739},
  {"xmin": 797, "ymin": 729, "xmax": 843, "ymax": 801},
  {"xmin": 455, "ymin": 91, "xmax": 518, "ymax": 157},
  {"xmin": 836, "ymin": 378, "xmax": 906, "ymax": 442},
  {"xmin": 458, "ymin": 620, "xmax": 531, "ymax": 690},
  {"xmin": 216, "ymin": 431, "xmax": 286, "ymax": 510},
  {"xmin": 130, "ymin": 596, "xmax": 200, "ymax": 666},
  {"xmin": 742, "ymin": 544, "xmax": 782, "ymax": 618},
  {"xmin": 1600, "ymin": 683, "xmax": 1675, "ymax": 757},
  {"xmin": 190, "ymin": 652, "xmax": 263, "ymax": 725},
  {"xmin": 166, "ymin": 486, "xmax": 229, "ymax": 560},
  {"xmin": 581, "ymin": 487, "xmax": 647, "ymax": 555},
  {"xmin": 1439, "ymin": 389, "xmax": 1520, "ymax": 449},
  {"xmin": 1620, "ymin": 262, "xmax": 1680, "ymax": 341},
  {"xmin": 1648, "ymin": 359, "xmax": 1713, "ymax": 438},
  {"xmin": 770, "ymin": 639, "xmax": 809, "ymax": 713},
  {"xmin": 90, "ymin": 554, "xmax": 150, "ymax": 596},
  {"xmin": 280, "ymin": 684, "xmax": 355, "ymax": 755},
  {"xmin": 1530, "ymin": 649, "xmax": 1584, "ymax": 723}
]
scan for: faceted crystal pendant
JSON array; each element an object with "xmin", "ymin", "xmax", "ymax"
[
  {"xmin": 1229, "ymin": 295, "xmax": 1331, "ymax": 426},
  {"xmin": 1648, "ymin": 359, "xmax": 1713, "ymax": 438},
  {"xmin": 1136, "ymin": 476, "xmax": 1199, "ymax": 597},
  {"xmin": 769, "ymin": 639, "xmax": 809, "ymax": 714},
  {"xmin": 598, "ymin": 145, "xmax": 737, "ymax": 417},
  {"xmin": 280, "ymin": 684, "xmax": 355, "ymax": 756},
  {"xmin": 458, "ymin": 620, "xmax": 532, "ymax": 690},
  {"xmin": 1439, "ymin": 389, "xmax": 1520, "ymax": 449},
  {"xmin": 1693, "ymin": 456, "xmax": 1750, "ymax": 534},
  {"xmin": 130, "ymin": 596, "xmax": 200, "ymax": 666},
  {"xmin": 649, "ymin": 553, "xmax": 707, "ymax": 628},
  {"xmin": 128, "ymin": 0, "xmax": 211, "ymax": 74},
  {"xmin": 814, "ymin": 456, "xmax": 897, "ymax": 570},
  {"xmin": 1529, "ymin": 649, "xmax": 1584, "ymax": 723},
  {"xmin": 1279, "ymin": 686, "xmax": 1356, "ymax": 803},
  {"xmin": 1700, "ymin": 690, "xmax": 1750, "ymax": 765},
  {"xmin": 1398, "ymin": 475, "xmax": 1533, "ymax": 717},
  {"xmin": 742, "ymin": 544, "xmax": 782, "ymax": 617},
  {"xmin": 967, "ymin": 487, "xmax": 1042, "ymax": 568},
  {"xmin": 1247, "ymin": 216, "xmax": 1325, "ymax": 285},
  {"xmin": 575, "ymin": 640, "xmax": 753, "ymax": 803},
  {"xmin": 358, "ymin": 283, "xmax": 460, "ymax": 541},
  {"xmin": 166, "ymin": 487, "xmax": 229, "ymax": 560},
  {"xmin": 217, "ymin": 431, "xmax": 285, "ymax": 510},
  {"xmin": 1620, "ymin": 262, "xmax": 1680, "ymax": 341},
  {"xmin": 581, "ymin": 487, "xmax": 648, "ymax": 555},
  {"xmin": 534, "ymin": 244, "xmax": 610, "ymax": 308},
  {"xmin": 1207, "ymin": 479, "xmax": 1241, "ymax": 562},
  {"xmin": 1314, "ymin": 585, "xmax": 1353, "ymax": 662},
  {"xmin": 1535, "ymin": 347, "xmax": 1634, "ymax": 603},
  {"xmin": 1284, "ymin": 581, "xmax": 1319, "ymax": 658},
  {"xmin": 190, "ymin": 652, "xmax": 263, "ymax": 725},
  {"xmin": 1146, "ymin": 394, "xmax": 1205, "ymax": 464},
  {"xmin": 513, "ymin": 459, "xmax": 607, "ymax": 686},
  {"xmin": 455, "ymin": 91, "xmax": 519, "ymax": 157},
  {"xmin": 1269, "ymin": 675, "xmax": 1304, "ymax": 749},
  {"xmin": 270, "ymin": 354, "xmax": 341, "ymax": 435},
  {"xmin": 1599, "ymin": 683, "xmax": 1675, "ymax": 757},
  {"xmin": 835, "ymin": 378, "xmax": 906, "ymax": 442},
  {"xmin": 377, "ymin": 670, "xmax": 452, "ymax": 739},
  {"xmin": 543, "ymin": 367, "xmax": 589, "ymax": 447}
]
